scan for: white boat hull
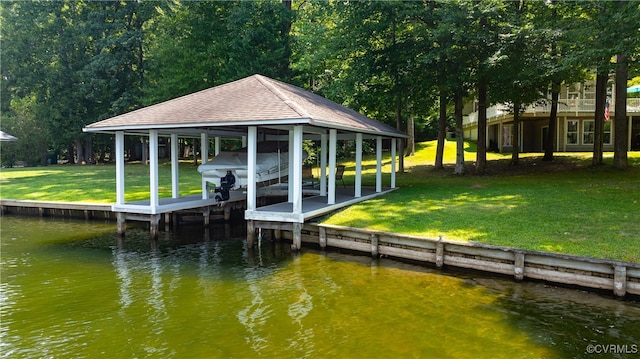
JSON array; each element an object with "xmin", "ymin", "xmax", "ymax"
[{"xmin": 198, "ymin": 149, "xmax": 291, "ymax": 189}]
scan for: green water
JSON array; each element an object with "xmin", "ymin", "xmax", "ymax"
[{"xmin": 1, "ymin": 216, "xmax": 639, "ymax": 358}]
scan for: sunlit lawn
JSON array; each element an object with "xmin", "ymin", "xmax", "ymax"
[
  {"xmin": 324, "ymin": 140, "xmax": 640, "ymax": 263},
  {"xmin": 0, "ymin": 160, "xmax": 203, "ymax": 203},
  {"xmin": 1, "ymin": 140, "xmax": 639, "ymax": 262}
]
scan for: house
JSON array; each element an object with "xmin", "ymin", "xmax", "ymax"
[{"xmin": 463, "ymin": 81, "xmax": 640, "ymax": 153}]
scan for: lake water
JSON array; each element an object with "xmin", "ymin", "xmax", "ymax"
[{"xmin": 1, "ymin": 215, "xmax": 639, "ymax": 358}]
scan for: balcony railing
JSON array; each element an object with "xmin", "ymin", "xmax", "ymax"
[{"xmin": 465, "ymin": 98, "xmax": 640, "ymax": 125}]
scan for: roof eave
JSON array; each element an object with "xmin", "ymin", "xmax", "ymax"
[
  {"xmin": 83, "ymin": 118, "xmax": 314, "ymax": 134},
  {"xmin": 310, "ymin": 119, "xmax": 408, "ymax": 139}
]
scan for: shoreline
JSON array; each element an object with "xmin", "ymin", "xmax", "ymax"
[{"xmin": 2, "ymin": 198, "xmax": 639, "ymax": 299}]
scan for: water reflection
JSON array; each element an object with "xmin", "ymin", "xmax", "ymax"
[{"xmin": 1, "ymin": 215, "xmax": 639, "ymax": 359}]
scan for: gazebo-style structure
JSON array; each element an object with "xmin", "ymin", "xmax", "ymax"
[{"xmin": 84, "ymin": 74, "xmax": 407, "ymax": 249}]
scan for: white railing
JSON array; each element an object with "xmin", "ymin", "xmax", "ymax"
[{"xmin": 465, "ymin": 98, "xmax": 640, "ymax": 125}]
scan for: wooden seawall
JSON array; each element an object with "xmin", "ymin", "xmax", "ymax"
[
  {"xmin": 274, "ymin": 223, "xmax": 640, "ymax": 299},
  {"xmin": 0, "ymin": 199, "xmax": 114, "ymax": 220}
]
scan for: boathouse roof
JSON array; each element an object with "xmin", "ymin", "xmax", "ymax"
[{"xmin": 84, "ymin": 74, "xmax": 406, "ymax": 138}]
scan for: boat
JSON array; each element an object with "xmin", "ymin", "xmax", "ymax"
[{"xmin": 197, "ymin": 142, "xmax": 305, "ymax": 189}]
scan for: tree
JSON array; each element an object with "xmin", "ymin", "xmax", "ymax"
[
  {"xmin": 565, "ymin": 1, "xmax": 639, "ymax": 168},
  {"xmin": 303, "ymin": 1, "xmax": 444, "ymax": 173},
  {"xmin": 489, "ymin": 1, "xmax": 550, "ymax": 166},
  {"xmin": 466, "ymin": 0, "xmax": 505, "ymax": 174},
  {"xmin": 1, "ymin": 0, "xmax": 151, "ymax": 164},
  {"xmin": 225, "ymin": 0, "xmax": 294, "ymax": 82},
  {"xmin": 422, "ymin": 1, "xmax": 473, "ymax": 174},
  {"xmin": 143, "ymin": 1, "xmax": 235, "ymax": 104}
]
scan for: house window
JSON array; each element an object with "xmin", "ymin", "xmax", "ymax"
[
  {"xmin": 581, "ymin": 120, "xmax": 612, "ymax": 145},
  {"xmin": 604, "ymin": 121, "xmax": 611, "ymax": 144},
  {"xmin": 567, "ymin": 120, "xmax": 578, "ymax": 145},
  {"xmin": 583, "ymin": 120, "xmax": 594, "ymax": 144},
  {"xmin": 503, "ymin": 125, "xmax": 513, "ymax": 147}
]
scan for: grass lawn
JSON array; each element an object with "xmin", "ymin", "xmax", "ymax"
[
  {"xmin": 1, "ymin": 140, "xmax": 639, "ymax": 262},
  {"xmin": 0, "ymin": 160, "xmax": 203, "ymax": 203}
]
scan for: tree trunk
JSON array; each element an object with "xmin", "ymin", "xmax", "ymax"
[
  {"xmin": 193, "ymin": 138, "xmax": 199, "ymax": 165},
  {"xmin": 141, "ymin": 137, "xmax": 148, "ymax": 165},
  {"xmin": 454, "ymin": 91, "xmax": 465, "ymax": 175},
  {"xmin": 613, "ymin": 53, "xmax": 628, "ymax": 169},
  {"xmin": 406, "ymin": 115, "xmax": 415, "ymax": 157},
  {"xmin": 593, "ymin": 70, "xmax": 608, "ymax": 166},
  {"xmin": 66, "ymin": 145, "xmax": 75, "ymax": 164},
  {"xmin": 510, "ymin": 103, "xmax": 520, "ymax": 166},
  {"xmin": 475, "ymin": 80, "xmax": 487, "ymax": 174},
  {"xmin": 543, "ymin": 81, "xmax": 560, "ymax": 161},
  {"xmin": 396, "ymin": 96, "xmax": 404, "ymax": 173},
  {"xmin": 85, "ymin": 136, "xmax": 93, "ymax": 164},
  {"xmin": 76, "ymin": 138, "xmax": 84, "ymax": 165},
  {"xmin": 435, "ymin": 91, "xmax": 447, "ymax": 170}
]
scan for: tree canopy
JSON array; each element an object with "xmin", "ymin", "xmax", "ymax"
[{"xmin": 1, "ymin": 0, "xmax": 638, "ymax": 168}]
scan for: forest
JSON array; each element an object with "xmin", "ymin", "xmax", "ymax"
[{"xmin": 1, "ymin": 0, "xmax": 639, "ymax": 172}]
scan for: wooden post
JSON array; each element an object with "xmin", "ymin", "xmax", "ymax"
[
  {"xmin": 319, "ymin": 226, "xmax": 327, "ymax": 248},
  {"xmin": 164, "ymin": 213, "xmax": 171, "ymax": 231},
  {"xmin": 117, "ymin": 212, "xmax": 126, "ymax": 236},
  {"xmin": 370, "ymin": 233, "xmax": 379, "ymax": 257},
  {"xmin": 514, "ymin": 252, "xmax": 525, "ymax": 281},
  {"xmin": 436, "ymin": 236, "xmax": 444, "ymax": 268},
  {"xmin": 150, "ymin": 214, "xmax": 160, "ymax": 240},
  {"xmin": 292, "ymin": 222, "xmax": 302, "ymax": 250},
  {"xmin": 203, "ymin": 206, "xmax": 210, "ymax": 225},
  {"xmin": 224, "ymin": 206, "xmax": 231, "ymax": 221},
  {"xmin": 613, "ymin": 265, "xmax": 627, "ymax": 298},
  {"xmin": 247, "ymin": 220, "xmax": 255, "ymax": 247},
  {"xmin": 274, "ymin": 229, "xmax": 281, "ymax": 241}
]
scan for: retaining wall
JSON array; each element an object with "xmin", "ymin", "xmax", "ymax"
[{"xmin": 277, "ymin": 223, "xmax": 640, "ymax": 299}]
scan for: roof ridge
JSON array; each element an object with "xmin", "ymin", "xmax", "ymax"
[{"xmin": 254, "ymin": 75, "xmax": 312, "ymax": 119}]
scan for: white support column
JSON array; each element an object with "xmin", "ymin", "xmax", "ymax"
[
  {"xmin": 200, "ymin": 133, "xmax": 209, "ymax": 199},
  {"xmin": 247, "ymin": 127, "xmax": 257, "ymax": 212},
  {"xmin": 320, "ymin": 133, "xmax": 328, "ymax": 196},
  {"xmin": 149, "ymin": 130, "xmax": 159, "ymax": 212},
  {"xmin": 328, "ymin": 129, "xmax": 337, "ymax": 204},
  {"xmin": 242, "ymin": 135, "xmax": 247, "ymax": 148},
  {"xmin": 288, "ymin": 130, "xmax": 294, "ymax": 202},
  {"xmin": 355, "ymin": 133, "xmax": 363, "ymax": 198},
  {"xmin": 115, "ymin": 131, "xmax": 125, "ymax": 205},
  {"xmin": 171, "ymin": 134, "xmax": 179, "ymax": 198},
  {"xmin": 376, "ymin": 136, "xmax": 382, "ymax": 193},
  {"xmin": 391, "ymin": 138, "xmax": 397, "ymax": 189},
  {"xmin": 201, "ymin": 133, "xmax": 209, "ymax": 164},
  {"xmin": 214, "ymin": 136, "xmax": 221, "ymax": 156},
  {"xmin": 292, "ymin": 126, "xmax": 303, "ymax": 215}
]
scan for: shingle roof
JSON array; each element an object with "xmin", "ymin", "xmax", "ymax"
[{"xmin": 84, "ymin": 74, "xmax": 406, "ymax": 138}]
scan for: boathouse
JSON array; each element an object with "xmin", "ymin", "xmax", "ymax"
[{"xmin": 83, "ymin": 74, "xmax": 407, "ymax": 249}]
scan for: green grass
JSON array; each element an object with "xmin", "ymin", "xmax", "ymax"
[
  {"xmin": 1, "ymin": 141, "xmax": 639, "ymax": 262},
  {"xmin": 0, "ymin": 161, "xmax": 203, "ymax": 203},
  {"xmin": 324, "ymin": 140, "xmax": 640, "ymax": 263}
]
